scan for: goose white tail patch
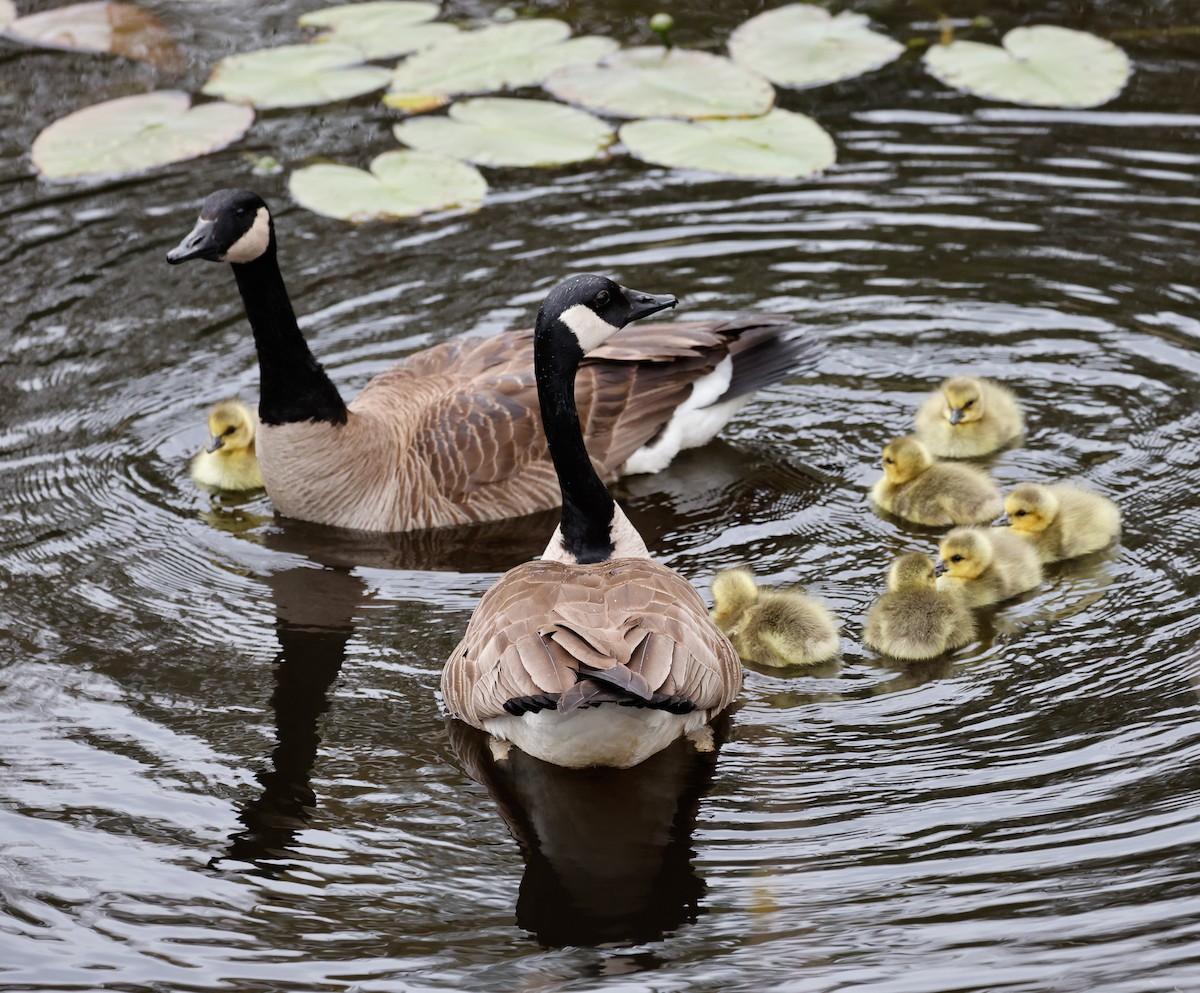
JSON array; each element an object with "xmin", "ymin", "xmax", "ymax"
[
  {"xmin": 559, "ymin": 303, "xmax": 621, "ymax": 353},
  {"xmin": 220, "ymin": 206, "xmax": 271, "ymax": 264}
]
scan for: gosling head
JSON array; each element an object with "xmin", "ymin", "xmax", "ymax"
[
  {"xmin": 881, "ymin": 435, "xmax": 934, "ymax": 484},
  {"xmin": 167, "ymin": 189, "xmax": 274, "ymax": 266},
  {"xmin": 205, "ymin": 399, "xmax": 257, "ymax": 454},
  {"xmin": 711, "ymin": 568, "xmax": 760, "ymax": 628},
  {"xmin": 1003, "ymin": 483, "xmax": 1060, "ymax": 534},
  {"xmin": 537, "ymin": 273, "xmax": 677, "ymax": 356},
  {"xmin": 939, "ymin": 376, "xmax": 985, "ymax": 426},
  {"xmin": 938, "ymin": 528, "xmax": 994, "ymax": 580},
  {"xmin": 887, "ymin": 552, "xmax": 938, "ymax": 592}
]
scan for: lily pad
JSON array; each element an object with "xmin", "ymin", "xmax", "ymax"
[
  {"xmin": 203, "ymin": 43, "xmax": 392, "ymax": 109},
  {"xmin": 618, "ymin": 107, "xmax": 835, "ymax": 179},
  {"xmin": 545, "ymin": 47, "xmax": 775, "ymax": 120},
  {"xmin": 31, "ymin": 91, "xmax": 254, "ymax": 181},
  {"xmin": 393, "ymin": 97, "xmax": 613, "ymax": 167},
  {"xmin": 299, "ymin": 1, "xmax": 457, "ymax": 61},
  {"xmin": 288, "ymin": 150, "xmax": 487, "ymax": 221},
  {"xmin": 728, "ymin": 5, "xmax": 903, "ymax": 90},
  {"xmin": 385, "ymin": 19, "xmax": 616, "ymax": 108},
  {"xmin": 0, "ymin": 2, "xmax": 14, "ymax": 31},
  {"xmin": 924, "ymin": 26, "xmax": 1131, "ymax": 108},
  {"xmin": 6, "ymin": 2, "xmax": 182, "ymax": 69}
]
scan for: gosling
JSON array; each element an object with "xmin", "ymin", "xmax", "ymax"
[
  {"xmin": 863, "ymin": 552, "xmax": 976, "ymax": 660},
  {"xmin": 1002, "ymin": 483, "xmax": 1120, "ymax": 563},
  {"xmin": 870, "ymin": 435, "xmax": 1004, "ymax": 527},
  {"xmin": 915, "ymin": 376, "xmax": 1023, "ymax": 458},
  {"xmin": 190, "ymin": 400, "xmax": 264, "ymax": 491},
  {"xmin": 936, "ymin": 526, "xmax": 1043, "ymax": 608},
  {"xmin": 711, "ymin": 569, "xmax": 839, "ymax": 668}
]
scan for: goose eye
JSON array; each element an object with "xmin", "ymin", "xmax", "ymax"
[
  {"xmin": 884, "ymin": 457, "xmax": 894, "ymax": 465},
  {"xmin": 1015, "ymin": 509, "xmax": 1027, "ymax": 517},
  {"xmin": 595, "ymin": 290, "xmax": 610, "ymax": 308},
  {"xmin": 951, "ymin": 554, "xmax": 964, "ymax": 563},
  {"xmin": 964, "ymin": 399, "xmax": 975, "ymax": 408},
  {"xmin": 224, "ymin": 425, "xmax": 237, "ymax": 435}
]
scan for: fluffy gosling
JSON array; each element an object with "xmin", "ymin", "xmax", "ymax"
[
  {"xmin": 863, "ymin": 553, "xmax": 976, "ymax": 660},
  {"xmin": 936, "ymin": 526, "xmax": 1043, "ymax": 608},
  {"xmin": 1002, "ymin": 483, "xmax": 1120, "ymax": 563},
  {"xmin": 870, "ymin": 435, "xmax": 1004, "ymax": 527},
  {"xmin": 711, "ymin": 569, "xmax": 839, "ymax": 668},
  {"xmin": 190, "ymin": 400, "xmax": 264, "ymax": 491},
  {"xmin": 915, "ymin": 376, "xmax": 1023, "ymax": 458}
]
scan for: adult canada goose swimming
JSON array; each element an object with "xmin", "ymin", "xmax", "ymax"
[
  {"xmin": 441, "ymin": 274, "xmax": 743, "ymax": 769},
  {"xmin": 167, "ymin": 189, "xmax": 807, "ymax": 533},
  {"xmin": 914, "ymin": 376, "xmax": 1024, "ymax": 458},
  {"xmin": 1001, "ymin": 482, "xmax": 1120, "ymax": 563},
  {"xmin": 190, "ymin": 399, "xmax": 263, "ymax": 491},
  {"xmin": 869, "ymin": 435, "xmax": 1003, "ymax": 527},
  {"xmin": 863, "ymin": 553, "xmax": 975, "ymax": 660},
  {"xmin": 710, "ymin": 568, "xmax": 839, "ymax": 668}
]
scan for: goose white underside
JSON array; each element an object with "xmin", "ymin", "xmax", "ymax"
[{"xmin": 484, "ymin": 706, "xmax": 712, "ymax": 769}]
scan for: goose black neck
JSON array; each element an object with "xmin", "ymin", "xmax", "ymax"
[
  {"xmin": 231, "ymin": 245, "xmax": 347, "ymax": 427},
  {"xmin": 535, "ymin": 318, "xmax": 615, "ymax": 564}
]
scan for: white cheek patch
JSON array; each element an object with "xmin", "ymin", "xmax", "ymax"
[
  {"xmin": 559, "ymin": 303, "xmax": 621, "ymax": 353},
  {"xmin": 219, "ymin": 207, "xmax": 271, "ymax": 263}
]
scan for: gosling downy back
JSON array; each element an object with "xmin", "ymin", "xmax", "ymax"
[
  {"xmin": 710, "ymin": 568, "xmax": 840, "ymax": 668},
  {"xmin": 190, "ymin": 399, "xmax": 264, "ymax": 491},
  {"xmin": 915, "ymin": 376, "xmax": 1023, "ymax": 458},
  {"xmin": 1003, "ymin": 483, "xmax": 1120, "ymax": 563},
  {"xmin": 863, "ymin": 553, "xmax": 975, "ymax": 660},
  {"xmin": 870, "ymin": 435, "xmax": 1003, "ymax": 527},
  {"xmin": 936, "ymin": 526, "xmax": 1042, "ymax": 608}
]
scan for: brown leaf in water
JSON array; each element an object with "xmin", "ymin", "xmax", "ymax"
[{"xmin": 7, "ymin": 2, "xmax": 183, "ymax": 71}]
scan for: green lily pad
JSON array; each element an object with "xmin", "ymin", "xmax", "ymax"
[
  {"xmin": 288, "ymin": 150, "xmax": 487, "ymax": 221},
  {"xmin": 31, "ymin": 91, "xmax": 254, "ymax": 181},
  {"xmin": 728, "ymin": 5, "xmax": 903, "ymax": 90},
  {"xmin": 924, "ymin": 25, "xmax": 1131, "ymax": 108},
  {"xmin": 619, "ymin": 107, "xmax": 835, "ymax": 179},
  {"xmin": 6, "ymin": 1, "xmax": 182, "ymax": 69},
  {"xmin": 203, "ymin": 43, "xmax": 392, "ymax": 109},
  {"xmin": 384, "ymin": 19, "xmax": 616, "ymax": 108},
  {"xmin": 393, "ymin": 97, "xmax": 613, "ymax": 167},
  {"xmin": 545, "ymin": 47, "xmax": 775, "ymax": 120},
  {"xmin": 299, "ymin": 1, "xmax": 457, "ymax": 60}
]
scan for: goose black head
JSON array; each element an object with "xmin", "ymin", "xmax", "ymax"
[
  {"xmin": 167, "ymin": 189, "xmax": 273, "ymax": 266},
  {"xmin": 537, "ymin": 274, "xmax": 677, "ymax": 355}
]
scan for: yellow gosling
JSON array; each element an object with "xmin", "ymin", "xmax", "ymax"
[
  {"xmin": 936, "ymin": 526, "xmax": 1042, "ymax": 608},
  {"xmin": 1003, "ymin": 483, "xmax": 1120, "ymax": 563},
  {"xmin": 863, "ymin": 553, "xmax": 976, "ymax": 660},
  {"xmin": 190, "ymin": 400, "xmax": 264, "ymax": 492},
  {"xmin": 711, "ymin": 569, "xmax": 839, "ymax": 668},
  {"xmin": 915, "ymin": 376, "xmax": 1023, "ymax": 458},
  {"xmin": 870, "ymin": 435, "xmax": 1003, "ymax": 527}
]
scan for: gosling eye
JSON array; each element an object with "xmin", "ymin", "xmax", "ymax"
[
  {"xmin": 951, "ymin": 554, "xmax": 964, "ymax": 563},
  {"xmin": 1015, "ymin": 509, "xmax": 1027, "ymax": 517},
  {"xmin": 595, "ymin": 289, "xmax": 610, "ymax": 308},
  {"xmin": 223, "ymin": 425, "xmax": 237, "ymax": 435},
  {"xmin": 964, "ymin": 399, "xmax": 975, "ymax": 408},
  {"xmin": 884, "ymin": 457, "xmax": 894, "ymax": 465}
]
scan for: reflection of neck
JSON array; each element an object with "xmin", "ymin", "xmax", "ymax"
[
  {"xmin": 231, "ymin": 245, "xmax": 348, "ymax": 427},
  {"xmin": 535, "ymin": 317, "xmax": 615, "ymax": 564}
]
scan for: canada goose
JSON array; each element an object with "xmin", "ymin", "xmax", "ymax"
[
  {"xmin": 440, "ymin": 274, "xmax": 743, "ymax": 769},
  {"xmin": 869, "ymin": 435, "xmax": 1003, "ymax": 527},
  {"xmin": 915, "ymin": 376, "xmax": 1023, "ymax": 458},
  {"xmin": 863, "ymin": 553, "xmax": 975, "ymax": 660},
  {"xmin": 710, "ymin": 569, "xmax": 839, "ymax": 667},
  {"xmin": 936, "ymin": 526, "xmax": 1043, "ymax": 607},
  {"xmin": 167, "ymin": 189, "xmax": 807, "ymax": 533},
  {"xmin": 1001, "ymin": 483, "xmax": 1120, "ymax": 563},
  {"xmin": 190, "ymin": 399, "xmax": 264, "ymax": 491}
]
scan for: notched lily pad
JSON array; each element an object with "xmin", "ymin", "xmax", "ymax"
[
  {"xmin": 924, "ymin": 25, "xmax": 1131, "ymax": 108},
  {"xmin": 299, "ymin": 1, "xmax": 457, "ymax": 61},
  {"xmin": 32, "ymin": 91, "xmax": 254, "ymax": 181},
  {"xmin": 384, "ymin": 19, "xmax": 616, "ymax": 108},
  {"xmin": 289, "ymin": 150, "xmax": 487, "ymax": 221},
  {"xmin": 394, "ymin": 97, "xmax": 613, "ymax": 167},
  {"xmin": 619, "ymin": 107, "xmax": 835, "ymax": 179},
  {"xmin": 545, "ymin": 47, "xmax": 775, "ymax": 120},
  {"xmin": 204, "ymin": 43, "xmax": 392, "ymax": 109},
  {"xmin": 6, "ymin": 1, "xmax": 182, "ymax": 69},
  {"xmin": 729, "ymin": 5, "xmax": 903, "ymax": 90}
]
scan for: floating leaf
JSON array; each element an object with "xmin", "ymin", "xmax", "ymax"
[
  {"xmin": 728, "ymin": 5, "xmax": 903, "ymax": 90},
  {"xmin": 31, "ymin": 91, "xmax": 254, "ymax": 181},
  {"xmin": 924, "ymin": 26, "xmax": 1131, "ymax": 108},
  {"xmin": 289, "ymin": 150, "xmax": 487, "ymax": 221},
  {"xmin": 6, "ymin": 2, "xmax": 182, "ymax": 69},
  {"xmin": 619, "ymin": 108, "xmax": 835, "ymax": 179},
  {"xmin": 299, "ymin": 1, "xmax": 457, "ymax": 60},
  {"xmin": 545, "ymin": 47, "xmax": 774, "ymax": 120},
  {"xmin": 394, "ymin": 97, "xmax": 613, "ymax": 167},
  {"xmin": 384, "ymin": 19, "xmax": 616, "ymax": 107},
  {"xmin": 204, "ymin": 43, "xmax": 391, "ymax": 109}
]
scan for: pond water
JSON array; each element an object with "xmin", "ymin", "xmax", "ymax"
[{"xmin": 3, "ymin": 1, "xmax": 1200, "ymax": 990}]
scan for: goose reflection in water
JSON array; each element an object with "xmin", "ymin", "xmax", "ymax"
[{"xmin": 448, "ymin": 715, "xmax": 728, "ymax": 948}]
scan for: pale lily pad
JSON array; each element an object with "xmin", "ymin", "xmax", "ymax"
[
  {"xmin": 728, "ymin": 5, "xmax": 903, "ymax": 89},
  {"xmin": 289, "ymin": 150, "xmax": 487, "ymax": 221},
  {"xmin": 393, "ymin": 97, "xmax": 613, "ymax": 167},
  {"xmin": 31, "ymin": 91, "xmax": 254, "ymax": 181},
  {"xmin": 619, "ymin": 107, "xmax": 835, "ymax": 179},
  {"xmin": 545, "ymin": 47, "xmax": 775, "ymax": 120},
  {"xmin": 385, "ymin": 19, "xmax": 616, "ymax": 107},
  {"xmin": 299, "ymin": 1, "xmax": 457, "ymax": 60},
  {"xmin": 0, "ymin": 1, "xmax": 14, "ymax": 31},
  {"xmin": 6, "ymin": 2, "xmax": 182, "ymax": 69},
  {"xmin": 204, "ymin": 43, "xmax": 391, "ymax": 109},
  {"xmin": 924, "ymin": 25, "xmax": 1131, "ymax": 108}
]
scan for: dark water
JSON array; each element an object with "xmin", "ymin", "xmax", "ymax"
[{"xmin": 3, "ymin": 1, "xmax": 1200, "ymax": 990}]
